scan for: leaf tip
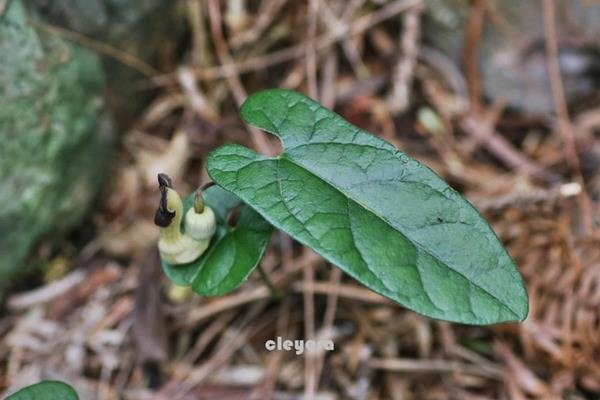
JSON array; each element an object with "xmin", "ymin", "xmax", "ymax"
[
  {"xmin": 515, "ymin": 289, "xmax": 530, "ymax": 322},
  {"xmin": 240, "ymin": 88, "xmax": 300, "ymax": 134},
  {"xmin": 495, "ymin": 283, "xmax": 529, "ymax": 324}
]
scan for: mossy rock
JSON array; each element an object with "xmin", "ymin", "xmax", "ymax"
[
  {"xmin": 0, "ymin": 0, "xmax": 113, "ymax": 296},
  {"xmin": 30, "ymin": 0, "xmax": 182, "ymax": 123}
]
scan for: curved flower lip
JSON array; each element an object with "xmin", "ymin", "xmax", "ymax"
[
  {"xmin": 158, "ymin": 173, "xmax": 172, "ymax": 188},
  {"xmin": 154, "ymin": 173, "xmax": 176, "ymax": 227},
  {"xmin": 154, "ymin": 204, "xmax": 175, "ymax": 227}
]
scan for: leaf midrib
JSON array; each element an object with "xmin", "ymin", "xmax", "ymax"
[{"xmin": 277, "ymin": 152, "xmax": 520, "ymax": 319}]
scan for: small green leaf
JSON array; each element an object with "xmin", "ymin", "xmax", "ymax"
[
  {"xmin": 207, "ymin": 89, "xmax": 528, "ymax": 325},
  {"xmin": 161, "ymin": 185, "xmax": 273, "ymax": 296},
  {"xmin": 7, "ymin": 380, "xmax": 78, "ymax": 400}
]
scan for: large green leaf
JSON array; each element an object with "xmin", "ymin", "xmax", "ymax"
[
  {"xmin": 7, "ymin": 380, "xmax": 78, "ymax": 400},
  {"xmin": 207, "ymin": 89, "xmax": 528, "ymax": 325},
  {"xmin": 161, "ymin": 185, "xmax": 273, "ymax": 296}
]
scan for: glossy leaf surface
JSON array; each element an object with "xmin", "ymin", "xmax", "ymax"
[
  {"xmin": 207, "ymin": 89, "xmax": 528, "ymax": 325},
  {"xmin": 161, "ymin": 185, "xmax": 273, "ymax": 296}
]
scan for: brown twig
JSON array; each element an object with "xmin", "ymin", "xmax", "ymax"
[
  {"xmin": 177, "ymin": 66, "xmax": 219, "ymax": 124},
  {"xmin": 304, "ymin": 2, "xmax": 319, "ymax": 397},
  {"xmin": 306, "ymin": 0, "xmax": 319, "ymax": 99},
  {"xmin": 181, "ymin": 312, "xmax": 236, "ymax": 365},
  {"xmin": 186, "ymin": 0, "xmax": 212, "ymax": 68},
  {"xmin": 230, "ymin": 0, "xmax": 288, "ymax": 48},
  {"xmin": 179, "ymin": 277, "xmax": 392, "ymax": 331},
  {"xmin": 257, "ymin": 263, "xmax": 283, "ymax": 298},
  {"xmin": 541, "ymin": 0, "xmax": 592, "ymax": 234},
  {"xmin": 29, "ymin": 19, "xmax": 159, "ymax": 77},
  {"xmin": 464, "ymin": 0, "xmax": 485, "ymax": 114},
  {"xmin": 319, "ymin": 52, "xmax": 339, "ymax": 109},
  {"xmin": 313, "ymin": 267, "xmax": 342, "ymax": 389},
  {"xmin": 388, "ymin": 2, "xmax": 424, "ymax": 113},
  {"xmin": 207, "ymin": 0, "xmax": 274, "ymax": 155},
  {"xmin": 7, "ymin": 270, "xmax": 85, "ymax": 310},
  {"xmin": 303, "ymin": 258, "xmax": 317, "ymax": 399},
  {"xmin": 152, "ymin": 0, "xmax": 422, "ymax": 87},
  {"xmin": 251, "ymin": 299, "xmax": 291, "ymax": 400},
  {"xmin": 158, "ymin": 304, "xmax": 274, "ymax": 399},
  {"xmin": 317, "ymin": 0, "xmax": 369, "ymax": 79},
  {"xmin": 460, "ymin": 112, "xmax": 560, "ymax": 183},
  {"xmin": 369, "ymin": 357, "xmax": 502, "ymax": 379},
  {"xmin": 181, "ymin": 251, "xmax": 320, "ymax": 327}
]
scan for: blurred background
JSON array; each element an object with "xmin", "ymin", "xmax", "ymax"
[{"xmin": 1, "ymin": 0, "xmax": 599, "ymax": 398}]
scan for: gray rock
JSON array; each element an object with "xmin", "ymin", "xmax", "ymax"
[
  {"xmin": 423, "ymin": 0, "xmax": 600, "ymax": 114},
  {"xmin": 0, "ymin": 0, "xmax": 113, "ymax": 295},
  {"xmin": 30, "ymin": 0, "xmax": 163, "ymax": 37}
]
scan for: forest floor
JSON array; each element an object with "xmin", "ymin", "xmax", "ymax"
[{"xmin": 2, "ymin": 1, "xmax": 600, "ymax": 399}]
